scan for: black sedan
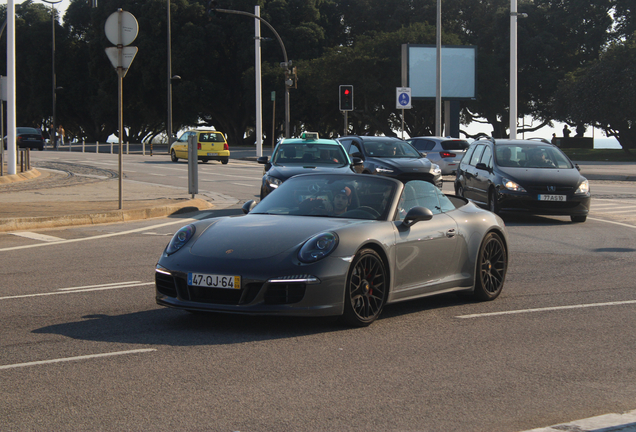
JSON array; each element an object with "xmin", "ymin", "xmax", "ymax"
[
  {"xmin": 257, "ymin": 134, "xmax": 361, "ymax": 199},
  {"xmin": 155, "ymin": 173, "xmax": 508, "ymax": 327},
  {"xmin": 3, "ymin": 127, "xmax": 45, "ymax": 151},
  {"xmin": 454, "ymin": 138, "xmax": 591, "ymax": 223},
  {"xmin": 336, "ymin": 136, "xmax": 443, "ymax": 189}
]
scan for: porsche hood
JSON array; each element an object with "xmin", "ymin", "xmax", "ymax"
[{"xmin": 188, "ymin": 215, "xmax": 354, "ymax": 259}]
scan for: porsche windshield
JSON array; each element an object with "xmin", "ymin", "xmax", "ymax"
[{"xmin": 252, "ymin": 175, "xmax": 398, "ymax": 220}]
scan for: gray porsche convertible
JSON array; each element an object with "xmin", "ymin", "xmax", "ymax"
[{"xmin": 155, "ymin": 173, "xmax": 508, "ymax": 327}]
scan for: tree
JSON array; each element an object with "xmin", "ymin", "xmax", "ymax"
[{"xmin": 553, "ymin": 37, "xmax": 636, "ymax": 153}]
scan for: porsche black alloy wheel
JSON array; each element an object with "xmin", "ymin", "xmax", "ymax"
[
  {"xmin": 342, "ymin": 249, "xmax": 388, "ymax": 327},
  {"xmin": 474, "ymin": 232, "xmax": 507, "ymax": 301}
]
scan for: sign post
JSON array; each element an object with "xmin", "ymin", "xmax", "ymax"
[
  {"xmin": 187, "ymin": 134, "xmax": 198, "ymax": 197},
  {"xmin": 396, "ymin": 87, "xmax": 412, "ymax": 139},
  {"xmin": 104, "ymin": 9, "xmax": 138, "ymax": 209}
]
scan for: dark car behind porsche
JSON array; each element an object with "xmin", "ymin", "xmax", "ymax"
[
  {"xmin": 336, "ymin": 135, "xmax": 443, "ymax": 189},
  {"xmin": 454, "ymin": 138, "xmax": 591, "ymax": 222}
]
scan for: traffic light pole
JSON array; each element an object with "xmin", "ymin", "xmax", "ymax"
[
  {"xmin": 344, "ymin": 112, "xmax": 348, "ymax": 136},
  {"xmin": 209, "ymin": 7, "xmax": 292, "ymax": 138}
]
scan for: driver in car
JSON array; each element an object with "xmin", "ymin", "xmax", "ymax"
[{"xmin": 300, "ymin": 186, "xmax": 351, "ymax": 216}]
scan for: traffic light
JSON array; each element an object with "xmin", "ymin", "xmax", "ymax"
[{"xmin": 339, "ymin": 85, "xmax": 353, "ymax": 111}]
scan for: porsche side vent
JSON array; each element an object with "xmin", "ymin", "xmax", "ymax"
[
  {"xmin": 264, "ymin": 283, "xmax": 306, "ymax": 305},
  {"xmin": 155, "ymin": 273, "xmax": 177, "ymax": 297}
]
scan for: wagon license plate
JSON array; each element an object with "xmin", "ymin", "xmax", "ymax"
[
  {"xmin": 207, "ymin": 152, "xmax": 218, "ymax": 156},
  {"xmin": 188, "ymin": 273, "xmax": 240, "ymax": 289},
  {"xmin": 538, "ymin": 194, "xmax": 566, "ymax": 201}
]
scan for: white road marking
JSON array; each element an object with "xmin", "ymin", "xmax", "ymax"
[
  {"xmin": 73, "ymin": 173, "xmax": 110, "ymax": 179},
  {"xmin": 0, "ymin": 349, "xmax": 156, "ymax": 371},
  {"xmin": 588, "ymin": 217, "xmax": 636, "ymax": 228},
  {"xmin": 0, "ymin": 213, "xmax": 211, "ymax": 252},
  {"xmin": 11, "ymin": 232, "xmax": 65, "ymax": 242},
  {"xmin": 0, "ymin": 282, "xmax": 154, "ymax": 300},
  {"xmin": 57, "ymin": 281, "xmax": 144, "ymax": 291},
  {"xmin": 457, "ymin": 300, "xmax": 636, "ymax": 319},
  {"xmin": 232, "ymin": 183, "xmax": 258, "ymax": 187},
  {"xmin": 520, "ymin": 408, "xmax": 636, "ymax": 432}
]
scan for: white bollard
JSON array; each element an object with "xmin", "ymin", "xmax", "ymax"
[
  {"xmin": 96, "ymin": 141, "xmax": 99, "ymax": 154},
  {"xmin": 110, "ymin": 141, "xmax": 113, "ymax": 154},
  {"xmin": 126, "ymin": 141, "xmax": 129, "ymax": 155},
  {"xmin": 82, "ymin": 139, "xmax": 85, "ymax": 153},
  {"xmin": 143, "ymin": 142, "xmax": 146, "ymax": 156}
]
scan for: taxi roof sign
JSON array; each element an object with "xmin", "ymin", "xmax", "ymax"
[{"xmin": 301, "ymin": 132, "xmax": 319, "ymax": 140}]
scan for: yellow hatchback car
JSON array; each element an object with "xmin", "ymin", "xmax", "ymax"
[{"xmin": 170, "ymin": 130, "xmax": 230, "ymax": 164}]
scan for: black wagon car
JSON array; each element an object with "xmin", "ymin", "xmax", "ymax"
[
  {"xmin": 454, "ymin": 138, "xmax": 591, "ymax": 222},
  {"xmin": 336, "ymin": 136, "xmax": 443, "ymax": 189},
  {"xmin": 3, "ymin": 127, "xmax": 45, "ymax": 151}
]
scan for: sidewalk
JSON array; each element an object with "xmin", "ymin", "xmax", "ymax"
[
  {"xmin": 0, "ymin": 165, "xmax": 214, "ymax": 233},
  {"xmin": 1, "ymin": 159, "xmax": 634, "ymax": 233}
]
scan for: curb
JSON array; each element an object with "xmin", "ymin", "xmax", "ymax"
[
  {"xmin": 0, "ymin": 168, "xmax": 41, "ymax": 184},
  {"xmin": 0, "ymin": 198, "xmax": 214, "ymax": 233}
]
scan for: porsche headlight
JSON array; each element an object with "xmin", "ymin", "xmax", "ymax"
[
  {"xmin": 166, "ymin": 224, "xmax": 195, "ymax": 255},
  {"xmin": 376, "ymin": 167, "xmax": 394, "ymax": 173},
  {"xmin": 503, "ymin": 178, "xmax": 527, "ymax": 192},
  {"xmin": 431, "ymin": 164, "xmax": 442, "ymax": 176},
  {"xmin": 298, "ymin": 232, "xmax": 339, "ymax": 263},
  {"xmin": 265, "ymin": 176, "xmax": 282, "ymax": 189},
  {"xmin": 575, "ymin": 179, "xmax": 589, "ymax": 195}
]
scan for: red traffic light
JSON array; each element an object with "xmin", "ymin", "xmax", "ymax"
[{"xmin": 339, "ymin": 85, "xmax": 354, "ymax": 111}]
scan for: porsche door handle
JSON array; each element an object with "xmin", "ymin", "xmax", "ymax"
[{"xmin": 446, "ymin": 229, "xmax": 456, "ymax": 238}]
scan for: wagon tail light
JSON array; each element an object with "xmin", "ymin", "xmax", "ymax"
[
  {"xmin": 440, "ymin": 151, "xmax": 456, "ymax": 158},
  {"xmin": 197, "ymin": 143, "xmax": 202, "ymax": 150},
  {"xmin": 224, "ymin": 143, "xmax": 229, "ymax": 150}
]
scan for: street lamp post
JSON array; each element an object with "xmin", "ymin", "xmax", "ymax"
[
  {"xmin": 40, "ymin": 0, "xmax": 63, "ymax": 149},
  {"xmin": 208, "ymin": 6, "xmax": 292, "ymax": 139},
  {"xmin": 167, "ymin": 0, "xmax": 174, "ymax": 147}
]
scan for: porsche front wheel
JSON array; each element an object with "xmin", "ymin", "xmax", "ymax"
[
  {"xmin": 342, "ymin": 249, "xmax": 388, "ymax": 327},
  {"xmin": 473, "ymin": 232, "xmax": 507, "ymax": 301}
]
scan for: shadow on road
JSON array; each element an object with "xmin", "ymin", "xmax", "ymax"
[{"xmin": 32, "ymin": 293, "xmax": 469, "ymax": 347}]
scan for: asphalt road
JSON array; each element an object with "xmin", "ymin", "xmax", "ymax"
[{"xmin": 1, "ymin": 153, "xmax": 636, "ymax": 431}]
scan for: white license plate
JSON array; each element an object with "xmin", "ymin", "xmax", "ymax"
[
  {"xmin": 538, "ymin": 194, "xmax": 566, "ymax": 201},
  {"xmin": 207, "ymin": 152, "xmax": 218, "ymax": 156},
  {"xmin": 188, "ymin": 273, "xmax": 240, "ymax": 289}
]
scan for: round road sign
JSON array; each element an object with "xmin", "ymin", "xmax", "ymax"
[{"xmin": 104, "ymin": 10, "xmax": 139, "ymax": 46}]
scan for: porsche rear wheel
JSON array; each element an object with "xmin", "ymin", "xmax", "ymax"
[
  {"xmin": 342, "ymin": 249, "xmax": 388, "ymax": 327},
  {"xmin": 473, "ymin": 232, "xmax": 507, "ymax": 301}
]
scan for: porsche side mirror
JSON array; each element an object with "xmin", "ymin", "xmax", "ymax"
[
  {"xmin": 242, "ymin": 200, "xmax": 258, "ymax": 214},
  {"xmin": 402, "ymin": 206, "xmax": 434, "ymax": 227}
]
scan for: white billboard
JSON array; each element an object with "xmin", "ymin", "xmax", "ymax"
[{"xmin": 408, "ymin": 45, "xmax": 477, "ymax": 99}]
